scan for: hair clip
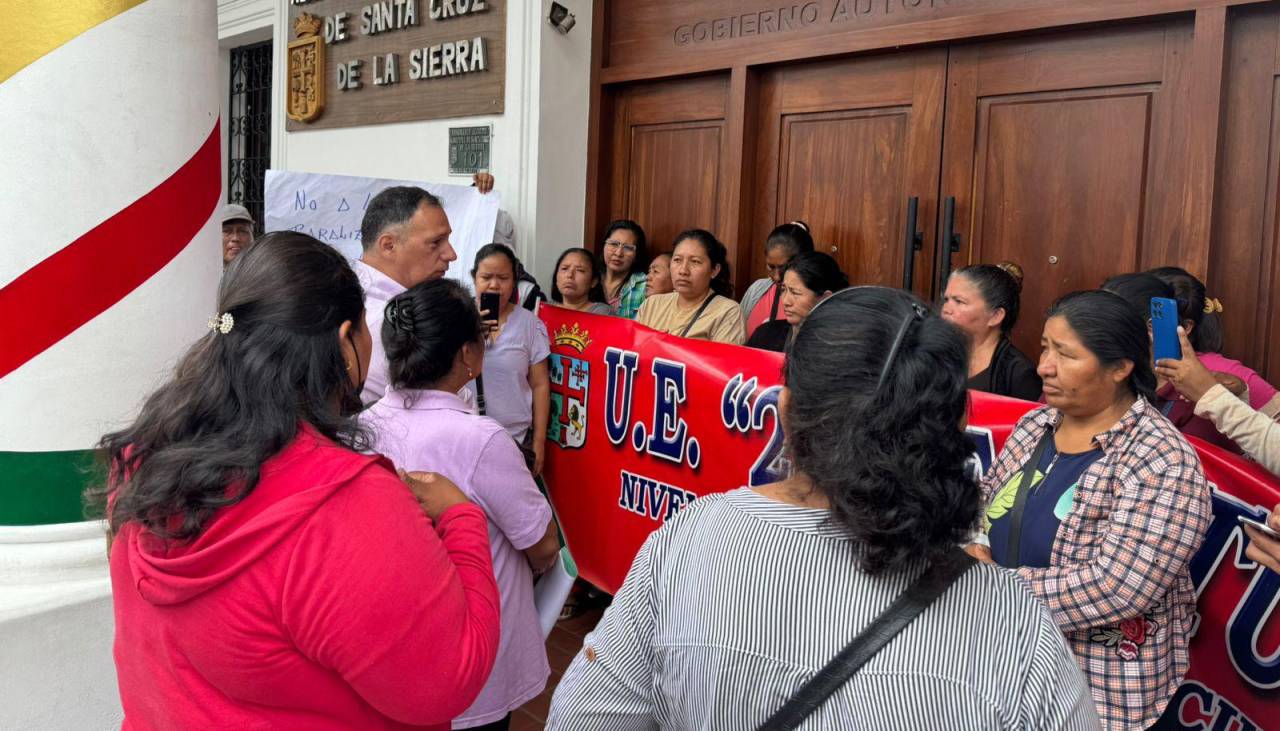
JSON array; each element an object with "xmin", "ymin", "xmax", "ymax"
[
  {"xmin": 876, "ymin": 303, "xmax": 928, "ymax": 392},
  {"xmin": 208, "ymin": 312, "xmax": 234, "ymax": 335},
  {"xmin": 1203, "ymin": 297, "xmax": 1223, "ymax": 315},
  {"xmin": 385, "ymin": 298, "xmax": 415, "ymax": 333}
]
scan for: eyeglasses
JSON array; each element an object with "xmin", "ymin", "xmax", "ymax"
[{"xmin": 604, "ymin": 240, "xmax": 637, "ymax": 254}]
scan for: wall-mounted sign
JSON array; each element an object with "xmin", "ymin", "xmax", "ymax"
[
  {"xmin": 448, "ymin": 125, "xmax": 491, "ymax": 175},
  {"xmin": 285, "ymin": 0, "xmax": 505, "ymax": 131}
]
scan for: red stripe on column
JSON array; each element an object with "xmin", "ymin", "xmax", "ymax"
[{"xmin": 0, "ymin": 122, "xmax": 220, "ymax": 379}]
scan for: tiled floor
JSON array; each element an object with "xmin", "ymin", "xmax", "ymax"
[{"xmin": 511, "ymin": 606, "xmax": 605, "ymax": 730}]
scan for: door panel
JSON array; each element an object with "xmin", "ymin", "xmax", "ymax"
[
  {"xmin": 753, "ymin": 50, "xmax": 946, "ymax": 296},
  {"xmin": 627, "ymin": 122, "xmax": 723, "ymax": 249},
  {"xmin": 941, "ymin": 20, "xmax": 1193, "ymax": 358},
  {"xmin": 778, "ymin": 109, "xmax": 910, "ymax": 285},
  {"xmin": 967, "ymin": 88, "xmax": 1155, "ymax": 346},
  {"xmin": 608, "ymin": 76, "xmax": 728, "ymax": 255}
]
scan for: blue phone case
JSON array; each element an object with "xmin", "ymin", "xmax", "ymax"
[{"xmin": 1151, "ymin": 296, "xmax": 1181, "ymax": 362}]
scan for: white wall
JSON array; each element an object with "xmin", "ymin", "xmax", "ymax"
[
  {"xmin": 0, "ymin": 596, "xmax": 119, "ymax": 730},
  {"xmin": 533, "ymin": 1, "xmax": 593, "ymax": 290},
  {"xmin": 218, "ymin": 0, "xmax": 595, "ymax": 288}
]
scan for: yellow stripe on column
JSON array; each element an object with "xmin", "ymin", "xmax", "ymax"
[{"xmin": 0, "ymin": 0, "xmax": 147, "ymax": 83}]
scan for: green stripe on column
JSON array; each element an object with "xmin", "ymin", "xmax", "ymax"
[{"xmin": 0, "ymin": 450, "xmax": 102, "ymax": 525}]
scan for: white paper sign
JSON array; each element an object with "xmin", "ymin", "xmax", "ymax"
[{"xmin": 264, "ymin": 169, "xmax": 500, "ymax": 288}]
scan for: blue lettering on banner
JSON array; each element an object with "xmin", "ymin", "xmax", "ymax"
[
  {"xmin": 603, "ymin": 348, "xmax": 639, "ymax": 445},
  {"xmin": 1184, "ymin": 490, "xmax": 1280, "ymax": 690},
  {"xmin": 1164, "ymin": 680, "xmax": 1262, "ymax": 730},
  {"xmin": 618, "ymin": 470, "xmax": 697, "ymax": 522},
  {"xmin": 721, "ymin": 374, "xmax": 787, "ymax": 486},
  {"xmin": 646, "ymin": 358, "xmax": 689, "ymax": 464}
]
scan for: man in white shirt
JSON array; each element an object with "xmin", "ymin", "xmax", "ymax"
[
  {"xmin": 355, "ymin": 174, "xmax": 499, "ymax": 405},
  {"xmin": 354, "ymin": 185, "xmax": 458, "ymax": 404}
]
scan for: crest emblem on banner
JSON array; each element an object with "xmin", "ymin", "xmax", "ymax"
[
  {"xmin": 287, "ymin": 13, "xmax": 325, "ymax": 123},
  {"xmin": 549, "ymin": 324, "xmax": 591, "ymax": 449}
]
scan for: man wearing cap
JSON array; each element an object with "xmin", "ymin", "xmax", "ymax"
[{"xmin": 221, "ymin": 204, "xmax": 255, "ymax": 267}]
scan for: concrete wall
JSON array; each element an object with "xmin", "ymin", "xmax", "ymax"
[{"xmin": 219, "ymin": 0, "xmax": 594, "ymax": 289}]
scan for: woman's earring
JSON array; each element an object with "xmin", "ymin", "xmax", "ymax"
[
  {"xmin": 467, "ymin": 367, "xmax": 474, "ymax": 378},
  {"xmin": 346, "ymin": 361, "xmax": 353, "ymax": 372}
]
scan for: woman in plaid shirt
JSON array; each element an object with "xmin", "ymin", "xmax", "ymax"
[
  {"xmin": 600, "ymin": 219, "xmax": 650, "ymax": 319},
  {"xmin": 976, "ymin": 290, "xmax": 1211, "ymax": 729}
]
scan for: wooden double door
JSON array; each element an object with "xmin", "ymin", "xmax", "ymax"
[{"xmin": 604, "ymin": 19, "xmax": 1199, "ymax": 357}]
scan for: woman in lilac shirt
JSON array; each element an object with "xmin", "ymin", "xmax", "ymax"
[
  {"xmin": 471, "ymin": 244, "xmax": 553, "ymax": 475},
  {"xmin": 363, "ymin": 278, "xmax": 560, "ymax": 731}
]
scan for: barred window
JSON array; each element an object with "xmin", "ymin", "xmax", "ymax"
[{"xmin": 227, "ymin": 40, "xmax": 272, "ymax": 234}]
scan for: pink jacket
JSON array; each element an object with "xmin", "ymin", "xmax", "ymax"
[{"xmin": 109, "ymin": 426, "xmax": 501, "ymax": 730}]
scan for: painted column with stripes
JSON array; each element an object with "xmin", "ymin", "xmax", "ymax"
[{"xmin": 0, "ymin": 0, "xmax": 221, "ymax": 631}]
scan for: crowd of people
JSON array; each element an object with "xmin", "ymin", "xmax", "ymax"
[{"xmin": 94, "ymin": 182, "xmax": 1280, "ymax": 730}]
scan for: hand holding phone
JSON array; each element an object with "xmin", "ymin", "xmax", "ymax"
[
  {"xmin": 1239, "ymin": 515, "xmax": 1280, "ymax": 541},
  {"xmin": 480, "ymin": 292, "xmax": 501, "ymax": 335},
  {"xmin": 1150, "ymin": 296, "xmax": 1181, "ymax": 362}
]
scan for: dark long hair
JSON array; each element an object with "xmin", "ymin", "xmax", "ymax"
[
  {"xmin": 90, "ymin": 232, "xmax": 369, "ymax": 541},
  {"xmin": 384, "ymin": 279, "xmax": 483, "ymax": 390},
  {"xmin": 1146, "ymin": 266, "xmax": 1223, "ymax": 353},
  {"xmin": 952, "ymin": 264, "xmax": 1022, "ymax": 335},
  {"xmin": 673, "ymin": 228, "xmax": 733, "ymax": 298},
  {"xmin": 1100, "ymin": 272, "xmax": 1174, "ymax": 323},
  {"xmin": 602, "ymin": 219, "xmax": 650, "ymax": 275},
  {"xmin": 550, "ymin": 247, "xmax": 607, "ymax": 304},
  {"xmin": 765, "ymin": 221, "xmax": 815, "ymax": 257},
  {"xmin": 785, "ymin": 287, "xmax": 977, "ymax": 575},
  {"xmin": 782, "ymin": 251, "xmax": 847, "ymax": 295},
  {"xmin": 1046, "ymin": 290, "xmax": 1157, "ymax": 403}
]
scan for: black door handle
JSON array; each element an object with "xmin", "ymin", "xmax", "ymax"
[
  {"xmin": 901, "ymin": 197, "xmax": 923, "ymax": 291},
  {"xmin": 935, "ymin": 196, "xmax": 961, "ymax": 298}
]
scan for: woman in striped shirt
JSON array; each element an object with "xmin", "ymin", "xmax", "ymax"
[{"xmin": 548, "ymin": 287, "xmax": 1100, "ymax": 730}]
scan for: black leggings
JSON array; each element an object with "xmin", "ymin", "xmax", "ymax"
[{"xmin": 466, "ymin": 714, "xmax": 511, "ymax": 731}]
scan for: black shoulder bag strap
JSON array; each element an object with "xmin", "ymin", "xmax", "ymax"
[
  {"xmin": 679, "ymin": 294, "xmax": 718, "ymax": 338},
  {"xmin": 474, "ymin": 374, "xmax": 487, "ymax": 416},
  {"xmin": 1000, "ymin": 428, "xmax": 1054, "ymax": 569},
  {"xmin": 756, "ymin": 550, "xmax": 977, "ymax": 731}
]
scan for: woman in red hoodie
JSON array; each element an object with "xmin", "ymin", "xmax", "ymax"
[{"xmin": 92, "ymin": 232, "xmax": 501, "ymax": 730}]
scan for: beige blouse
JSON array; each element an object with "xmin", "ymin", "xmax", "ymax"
[{"xmin": 635, "ymin": 292, "xmax": 746, "ymax": 345}]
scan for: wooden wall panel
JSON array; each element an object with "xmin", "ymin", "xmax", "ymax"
[
  {"xmin": 625, "ymin": 123, "xmax": 724, "ymax": 252},
  {"xmin": 941, "ymin": 20, "xmax": 1198, "ymax": 358},
  {"xmin": 599, "ymin": 0, "xmax": 1258, "ymax": 83},
  {"xmin": 1211, "ymin": 4, "xmax": 1280, "ymax": 383},
  {"xmin": 751, "ymin": 50, "xmax": 946, "ymax": 296},
  {"xmin": 968, "ymin": 89, "xmax": 1155, "ymax": 355},
  {"xmin": 600, "ymin": 75, "xmax": 730, "ymax": 255},
  {"xmin": 777, "ymin": 110, "xmax": 910, "ymax": 285}
]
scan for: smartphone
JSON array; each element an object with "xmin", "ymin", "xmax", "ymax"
[
  {"xmin": 1150, "ymin": 296, "xmax": 1181, "ymax": 362},
  {"xmin": 480, "ymin": 292, "xmax": 501, "ymax": 325},
  {"xmin": 1239, "ymin": 515, "xmax": 1280, "ymax": 541}
]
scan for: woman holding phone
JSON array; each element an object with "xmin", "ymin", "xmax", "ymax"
[{"xmin": 471, "ymin": 244, "xmax": 552, "ymax": 475}]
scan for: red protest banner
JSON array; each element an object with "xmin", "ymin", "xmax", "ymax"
[{"xmin": 539, "ymin": 306, "xmax": 1280, "ymax": 729}]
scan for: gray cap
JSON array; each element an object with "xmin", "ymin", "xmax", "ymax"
[{"xmin": 221, "ymin": 204, "xmax": 254, "ymax": 225}]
